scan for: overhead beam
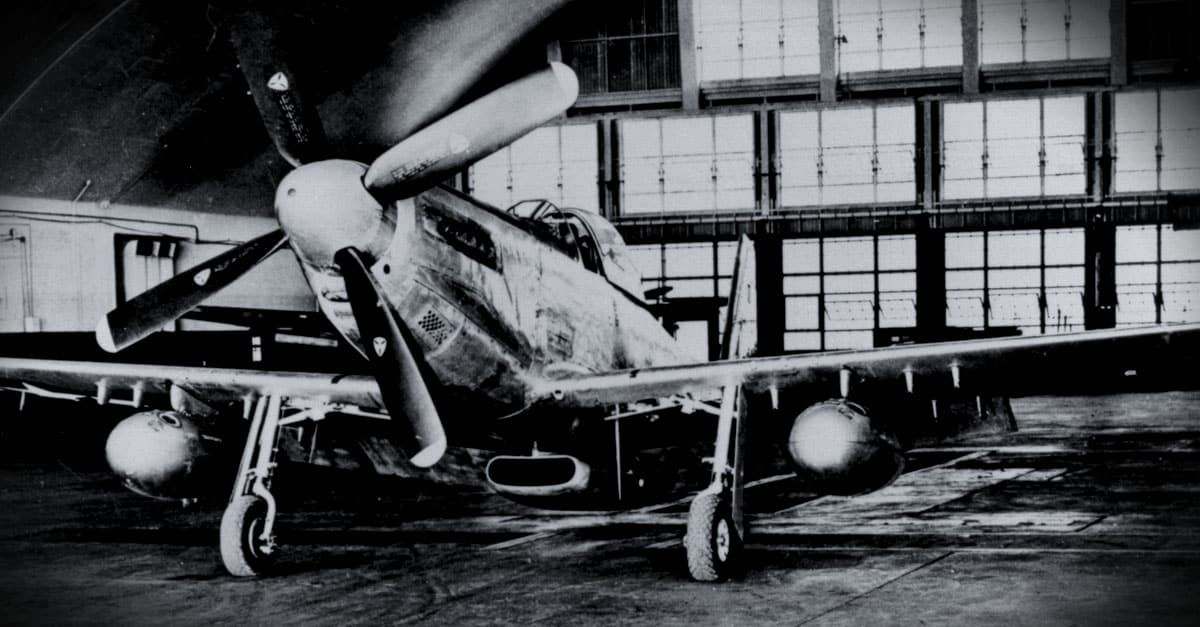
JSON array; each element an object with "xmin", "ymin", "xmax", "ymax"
[
  {"xmin": 818, "ymin": 0, "xmax": 837, "ymax": 102},
  {"xmin": 1109, "ymin": 0, "xmax": 1128, "ymax": 86},
  {"xmin": 961, "ymin": 0, "xmax": 980, "ymax": 94},
  {"xmin": 678, "ymin": 0, "xmax": 700, "ymax": 109}
]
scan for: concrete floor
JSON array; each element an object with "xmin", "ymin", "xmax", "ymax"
[{"xmin": 1, "ymin": 392, "xmax": 1198, "ymax": 625}]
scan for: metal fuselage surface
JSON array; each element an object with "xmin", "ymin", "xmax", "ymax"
[{"xmin": 290, "ymin": 183, "xmax": 691, "ymax": 425}]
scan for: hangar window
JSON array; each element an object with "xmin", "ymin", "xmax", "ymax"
[
  {"xmin": 1116, "ymin": 225, "xmax": 1200, "ymax": 325},
  {"xmin": 620, "ymin": 114, "xmax": 754, "ymax": 214},
  {"xmin": 562, "ymin": 0, "xmax": 681, "ymax": 95},
  {"xmin": 946, "ymin": 229, "xmax": 1084, "ymax": 335},
  {"xmin": 942, "ymin": 95, "xmax": 1086, "ymax": 200},
  {"xmin": 1114, "ymin": 88, "xmax": 1200, "ymax": 193},
  {"xmin": 783, "ymin": 235, "xmax": 916, "ymax": 352},
  {"xmin": 779, "ymin": 103, "xmax": 915, "ymax": 208},
  {"xmin": 695, "ymin": 0, "xmax": 820, "ymax": 80},
  {"xmin": 470, "ymin": 124, "xmax": 599, "ymax": 212},
  {"xmin": 979, "ymin": 0, "xmax": 1110, "ymax": 64},
  {"xmin": 634, "ymin": 240, "xmax": 736, "ymax": 360},
  {"xmin": 836, "ymin": 0, "xmax": 963, "ymax": 73}
]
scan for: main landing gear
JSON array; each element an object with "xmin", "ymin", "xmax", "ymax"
[
  {"xmin": 220, "ymin": 395, "xmax": 287, "ymax": 576},
  {"xmin": 685, "ymin": 385, "xmax": 747, "ymax": 582}
]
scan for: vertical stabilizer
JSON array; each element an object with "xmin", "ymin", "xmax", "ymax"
[{"xmin": 720, "ymin": 235, "xmax": 757, "ymax": 360}]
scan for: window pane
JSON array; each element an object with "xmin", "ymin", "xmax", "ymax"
[
  {"xmin": 1070, "ymin": 0, "xmax": 1111, "ymax": 59},
  {"xmin": 878, "ymin": 235, "xmax": 915, "ymax": 270},
  {"xmin": 1114, "ymin": 90, "xmax": 1160, "ymax": 192},
  {"xmin": 782, "ymin": 0, "xmax": 821, "ymax": 75},
  {"xmin": 471, "ymin": 149, "xmax": 513, "ymax": 208},
  {"xmin": 1025, "ymin": 0, "xmax": 1067, "ymax": 62},
  {"xmin": 1044, "ymin": 228, "xmax": 1084, "ymax": 266},
  {"xmin": 943, "ymin": 102, "xmax": 985, "ymax": 200},
  {"xmin": 837, "ymin": 0, "xmax": 880, "ymax": 73},
  {"xmin": 946, "ymin": 232, "xmax": 984, "ymax": 269},
  {"xmin": 980, "ymin": 0, "xmax": 1024, "ymax": 64},
  {"xmin": 825, "ymin": 330, "xmax": 874, "ymax": 349},
  {"xmin": 664, "ymin": 243, "xmax": 713, "ymax": 277},
  {"xmin": 986, "ymin": 98, "xmax": 1041, "ymax": 197},
  {"xmin": 988, "ymin": 230, "xmax": 1040, "ymax": 267},
  {"xmin": 786, "ymin": 296, "xmax": 820, "ymax": 328},
  {"xmin": 561, "ymin": 124, "xmax": 600, "ymax": 211},
  {"xmin": 1116, "ymin": 226, "xmax": 1158, "ymax": 264},
  {"xmin": 742, "ymin": 0, "xmax": 782, "ymax": 78},
  {"xmin": 779, "ymin": 110, "xmax": 821, "ymax": 207},
  {"xmin": 627, "ymin": 244, "xmax": 663, "ymax": 280},
  {"xmin": 824, "ymin": 236, "xmax": 874, "ymax": 272},
  {"xmin": 1162, "ymin": 225, "xmax": 1200, "ymax": 262},
  {"xmin": 783, "ymin": 239, "xmax": 821, "ymax": 273},
  {"xmin": 925, "ymin": 0, "xmax": 964, "ymax": 66},
  {"xmin": 785, "ymin": 331, "xmax": 822, "ymax": 351},
  {"xmin": 1042, "ymin": 96, "xmax": 1086, "ymax": 195},
  {"xmin": 1160, "ymin": 88, "xmax": 1200, "ymax": 191}
]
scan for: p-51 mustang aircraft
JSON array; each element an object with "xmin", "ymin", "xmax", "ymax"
[{"xmin": 2, "ymin": 0, "xmax": 1198, "ymax": 582}]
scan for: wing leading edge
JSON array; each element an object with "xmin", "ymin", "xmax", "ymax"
[
  {"xmin": 529, "ymin": 323, "xmax": 1200, "ymax": 408},
  {"xmin": 0, "ymin": 358, "xmax": 382, "ymax": 410}
]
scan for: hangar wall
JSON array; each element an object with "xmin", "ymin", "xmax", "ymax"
[
  {"xmin": 466, "ymin": 0, "xmax": 1200, "ymax": 357},
  {"xmin": 1, "ymin": 0, "xmax": 1196, "ymax": 356},
  {"xmin": 0, "ymin": 196, "xmax": 312, "ymax": 333}
]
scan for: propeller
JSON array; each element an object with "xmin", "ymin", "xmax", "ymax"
[
  {"xmin": 97, "ymin": 3, "xmax": 584, "ymax": 468},
  {"xmin": 226, "ymin": 9, "xmax": 327, "ymax": 166},
  {"xmin": 97, "ymin": 229, "xmax": 288, "ymax": 353},
  {"xmin": 363, "ymin": 62, "xmax": 578, "ymax": 200},
  {"xmin": 335, "ymin": 248, "xmax": 446, "ymax": 467}
]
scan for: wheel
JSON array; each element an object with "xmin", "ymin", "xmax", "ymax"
[
  {"xmin": 220, "ymin": 494, "xmax": 275, "ymax": 577},
  {"xmin": 684, "ymin": 491, "xmax": 741, "ymax": 582}
]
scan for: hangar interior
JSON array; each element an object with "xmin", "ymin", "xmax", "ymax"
[{"xmin": 0, "ymin": 0, "xmax": 1197, "ymax": 362}]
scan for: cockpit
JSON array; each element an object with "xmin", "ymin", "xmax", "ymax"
[{"xmin": 506, "ymin": 200, "xmax": 644, "ymax": 300}]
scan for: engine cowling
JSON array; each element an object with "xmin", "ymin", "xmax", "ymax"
[
  {"xmin": 786, "ymin": 400, "xmax": 905, "ymax": 495},
  {"xmin": 105, "ymin": 410, "xmax": 210, "ymax": 500},
  {"xmin": 485, "ymin": 453, "xmax": 591, "ymax": 498}
]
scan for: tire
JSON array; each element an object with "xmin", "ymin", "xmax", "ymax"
[
  {"xmin": 220, "ymin": 494, "xmax": 274, "ymax": 577},
  {"xmin": 684, "ymin": 491, "xmax": 741, "ymax": 582}
]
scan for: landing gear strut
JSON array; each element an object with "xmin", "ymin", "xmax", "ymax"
[
  {"xmin": 685, "ymin": 385, "xmax": 746, "ymax": 581},
  {"xmin": 220, "ymin": 395, "xmax": 284, "ymax": 576}
]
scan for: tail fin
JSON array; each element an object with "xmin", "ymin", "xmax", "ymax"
[{"xmin": 720, "ymin": 235, "xmax": 757, "ymax": 360}]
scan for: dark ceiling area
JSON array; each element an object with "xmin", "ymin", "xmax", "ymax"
[
  {"xmin": 0, "ymin": 1, "xmax": 280, "ymax": 215},
  {"xmin": 0, "ymin": 0, "xmax": 574, "ymax": 216}
]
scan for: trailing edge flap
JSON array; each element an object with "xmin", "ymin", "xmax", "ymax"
[{"xmin": 720, "ymin": 235, "xmax": 757, "ymax": 360}]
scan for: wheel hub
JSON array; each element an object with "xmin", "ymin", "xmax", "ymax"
[{"xmin": 715, "ymin": 518, "xmax": 731, "ymax": 562}]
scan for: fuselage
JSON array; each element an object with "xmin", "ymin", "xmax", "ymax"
[{"xmin": 275, "ymin": 160, "xmax": 692, "ymax": 419}]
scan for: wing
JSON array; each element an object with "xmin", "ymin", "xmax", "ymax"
[
  {"xmin": 0, "ymin": 357, "xmax": 382, "ymax": 411},
  {"xmin": 529, "ymin": 323, "xmax": 1200, "ymax": 408}
]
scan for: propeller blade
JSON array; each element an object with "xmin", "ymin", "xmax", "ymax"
[
  {"xmin": 227, "ymin": 10, "xmax": 328, "ymax": 166},
  {"xmin": 96, "ymin": 230, "xmax": 288, "ymax": 353},
  {"xmin": 363, "ymin": 62, "xmax": 578, "ymax": 201},
  {"xmin": 335, "ymin": 247, "xmax": 447, "ymax": 468},
  {"xmin": 353, "ymin": 0, "xmax": 578, "ymax": 147}
]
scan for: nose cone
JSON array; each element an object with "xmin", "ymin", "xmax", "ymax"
[{"xmin": 275, "ymin": 160, "xmax": 397, "ymax": 268}]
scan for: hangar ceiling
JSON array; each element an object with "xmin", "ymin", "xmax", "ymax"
[{"xmin": 0, "ymin": 0, "xmax": 571, "ymax": 216}]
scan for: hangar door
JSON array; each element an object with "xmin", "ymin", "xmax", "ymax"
[{"xmin": 0, "ymin": 225, "xmax": 30, "ymax": 332}]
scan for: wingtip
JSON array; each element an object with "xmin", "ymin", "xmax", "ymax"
[{"xmin": 95, "ymin": 317, "xmax": 118, "ymax": 353}]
